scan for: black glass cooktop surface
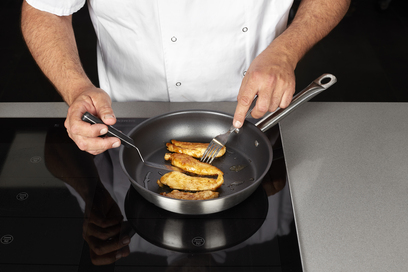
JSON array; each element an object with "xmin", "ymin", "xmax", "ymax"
[{"xmin": 0, "ymin": 118, "xmax": 301, "ymax": 271}]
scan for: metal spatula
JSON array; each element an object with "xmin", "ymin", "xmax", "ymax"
[{"xmin": 82, "ymin": 112, "xmax": 183, "ymax": 172}]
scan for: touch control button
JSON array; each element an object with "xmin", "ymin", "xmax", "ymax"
[
  {"xmin": 30, "ymin": 156, "xmax": 42, "ymax": 163},
  {"xmin": 16, "ymin": 192, "xmax": 29, "ymax": 201},
  {"xmin": 1, "ymin": 235, "xmax": 14, "ymax": 245},
  {"xmin": 192, "ymin": 237, "xmax": 205, "ymax": 247}
]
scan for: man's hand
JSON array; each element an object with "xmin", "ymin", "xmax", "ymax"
[
  {"xmin": 233, "ymin": 46, "xmax": 296, "ymax": 128},
  {"xmin": 64, "ymin": 87, "xmax": 121, "ymax": 155},
  {"xmin": 232, "ymin": 0, "xmax": 350, "ymax": 128},
  {"xmin": 21, "ymin": 2, "xmax": 120, "ymax": 155}
]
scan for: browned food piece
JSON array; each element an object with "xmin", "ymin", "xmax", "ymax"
[
  {"xmin": 157, "ymin": 171, "xmax": 224, "ymax": 191},
  {"xmin": 164, "ymin": 153, "xmax": 223, "ymax": 176},
  {"xmin": 166, "ymin": 140, "xmax": 226, "ymax": 158},
  {"xmin": 161, "ymin": 190, "xmax": 219, "ymax": 200}
]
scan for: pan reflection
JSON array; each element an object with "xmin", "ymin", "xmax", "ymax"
[{"xmin": 125, "ymin": 183, "xmax": 268, "ymax": 253}]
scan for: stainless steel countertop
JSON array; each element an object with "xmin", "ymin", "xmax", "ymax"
[{"xmin": 279, "ymin": 102, "xmax": 408, "ymax": 272}]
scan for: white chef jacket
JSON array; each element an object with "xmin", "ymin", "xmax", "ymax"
[{"xmin": 26, "ymin": 0, "xmax": 293, "ymax": 102}]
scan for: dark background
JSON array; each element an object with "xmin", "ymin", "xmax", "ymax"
[{"xmin": 1, "ymin": 0, "xmax": 407, "ymax": 103}]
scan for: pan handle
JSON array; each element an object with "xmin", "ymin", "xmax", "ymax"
[{"xmin": 255, "ymin": 73, "xmax": 337, "ymax": 132}]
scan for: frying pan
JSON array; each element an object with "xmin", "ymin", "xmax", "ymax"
[{"xmin": 119, "ymin": 74, "xmax": 336, "ymax": 214}]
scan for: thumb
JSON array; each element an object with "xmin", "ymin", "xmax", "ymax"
[{"xmin": 93, "ymin": 92, "xmax": 116, "ymax": 126}]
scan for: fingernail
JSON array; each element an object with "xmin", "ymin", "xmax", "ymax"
[
  {"xmin": 116, "ymin": 252, "xmax": 122, "ymax": 260},
  {"xmin": 122, "ymin": 236, "xmax": 130, "ymax": 245},
  {"xmin": 234, "ymin": 121, "xmax": 242, "ymax": 128},
  {"xmin": 112, "ymin": 142, "xmax": 120, "ymax": 148},
  {"xmin": 100, "ymin": 128, "xmax": 108, "ymax": 135},
  {"xmin": 103, "ymin": 114, "xmax": 115, "ymax": 120}
]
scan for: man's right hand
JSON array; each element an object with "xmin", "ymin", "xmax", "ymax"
[
  {"xmin": 21, "ymin": 3, "xmax": 120, "ymax": 155},
  {"xmin": 64, "ymin": 87, "xmax": 121, "ymax": 155}
]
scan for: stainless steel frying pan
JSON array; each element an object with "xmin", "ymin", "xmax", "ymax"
[{"xmin": 120, "ymin": 74, "xmax": 336, "ymax": 214}]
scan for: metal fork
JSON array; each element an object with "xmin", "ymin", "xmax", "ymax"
[{"xmin": 201, "ymin": 95, "xmax": 258, "ymax": 164}]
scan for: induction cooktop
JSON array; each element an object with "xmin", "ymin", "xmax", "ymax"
[{"xmin": 0, "ymin": 118, "xmax": 302, "ymax": 271}]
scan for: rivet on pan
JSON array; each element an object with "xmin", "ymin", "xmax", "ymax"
[{"xmin": 254, "ymin": 140, "xmax": 259, "ymax": 147}]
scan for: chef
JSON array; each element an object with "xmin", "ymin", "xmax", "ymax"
[{"xmin": 21, "ymin": 0, "xmax": 350, "ymax": 155}]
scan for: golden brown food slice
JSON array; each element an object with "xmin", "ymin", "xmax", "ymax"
[
  {"xmin": 164, "ymin": 153, "xmax": 223, "ymax": 176},
  {"xmin": 157, "ymin": 171, "xmax": 224, "ymax": 191},
  {"xmin": 166, "ymin": 140, "xmax": 226, "ymax": 158},
  {"xmin": 161, "ymin": 190, "xmax": 219, "ymax": 200}
]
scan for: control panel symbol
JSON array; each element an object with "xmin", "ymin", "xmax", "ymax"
[
  {"xmin": 192, "ymin": 237, "xmax": 205, "ymax": 247},
  {"xmin": 1, "ymin": 235, "xmax": 14, "ymax": 245}
]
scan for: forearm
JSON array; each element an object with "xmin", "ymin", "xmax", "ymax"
[
  {"xmin": 267, "ymin": 0, "xmax": 351, "ymax": 69},
  {"xmin": 21, "ymin": 1, "xmax": 93, "ymax": 105}
]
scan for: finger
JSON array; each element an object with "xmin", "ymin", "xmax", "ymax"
[
  {"xmin": 250, "ymin": 83, "xmax": 275, "ymax": 119},
  {"xmin": 70, "ymin": 134, "xmax": 121, "ymax": 154},
  {"xmin": 87, "ymin": 208, "xmax": 123, "ymax": 229},
  {"xmin": 65, "ymin": 108, "xmax": 120, "ymax": 153},
  {"xmin": 267, "ymin": 74, "xmax": 295, "ymax": 112},
  {"xmin": 263, "ymin": 78, "xmax": 290, "ymax": 113},
  {"xmin": 87, "ymin": 235, "xmax": 131, "ymax": 257},
  {"xmin": 279, "ymin": 83, "xmax": 295, "ymax": 109},
  {"xmin": 114, "ymin": 246, "xmax": 130, "ymax": 260},
  {"xmin": 65, "ymin": 89, "xmax": 120, "ymax": 153},
  {"xmin": 84, "ymin": 222, "xmax": 122, "ymax": 241},
  {"xmin": 66, "ymin": 115, "xmax": 109, "ymax": 138},
  {"xmin": 233, "ymin": 80, "xmax": 257, "ymax": 128},
  {"xmin": 92, "ymin": 94, "xmax": 116, "ymax": 126},
  {"xmin": 90, "ymin": 246, "xmax": 130, "ymax": 266}
]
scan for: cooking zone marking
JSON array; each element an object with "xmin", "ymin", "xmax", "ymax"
[{"xmin": 192, "ymin": 237, "xmax": 205, "ymax": 247}]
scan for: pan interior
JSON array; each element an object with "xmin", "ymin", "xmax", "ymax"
[{"xmin": 121, "ymin": 111, "xmax": 272, "ymax": 200}]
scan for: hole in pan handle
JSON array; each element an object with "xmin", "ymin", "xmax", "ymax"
[{"xmin": 255, "ymin": 73, "xmax": 337, "ymax": 132}]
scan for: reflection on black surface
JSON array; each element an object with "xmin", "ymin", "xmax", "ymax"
[
  {"xmin": 125, "ymin": 184, "xmax": 268, "ymax": 253},
  {"xmin": 44, "ymin": 124, "xmax": 132, "ymax": 266},
  {"xmin": 0, "ymin": 118, "xmax": 302, "ymax": 271}
]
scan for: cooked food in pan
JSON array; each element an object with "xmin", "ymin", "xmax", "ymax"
[
  {"xmin": 160, "ymin": 190, "xmax": 219, "ymax": 200},
  {"xmin": 164, "ymin": 153, "xmax": 223, "ymax": 176},
  {"xmin": 159, "ymin": 140, "xmax": 225, "ymax": 200},
  {"xmin": 157, "ymin": 171, "xmax": 224, "ymax": 191},
  {"xmin": 166, "ymin": 139, "xmax": 226, "ymax": 158}
]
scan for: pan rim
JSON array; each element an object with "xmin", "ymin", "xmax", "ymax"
[{"xmin": 119, "ymin": 109, "xmax": 273, "ymax": 204}]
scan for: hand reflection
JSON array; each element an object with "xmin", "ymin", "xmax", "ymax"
[
  {"xmin": 44, "ymin": 127, "xmax": 131, "ymax": 265},
  {"xmin": 83, "ymin": 183, "xmax": 131, "ymax": 265}
]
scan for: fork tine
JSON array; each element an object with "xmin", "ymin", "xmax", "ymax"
[
  {"xmin": 201, "ymin": 142, "xmax": 217, "ymax": 162},
  {"xmin": 207, "ymin": 145, "xmax": 222, "ymax": 164},
  {"xmin": 200, "ymin": 143, "xmax": 213, "ymax": 162},
  {"xmin": 202, "ymin": 144, "xmax": 222, "ymax": 164}
]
